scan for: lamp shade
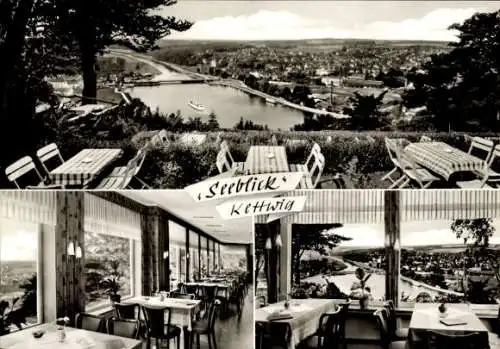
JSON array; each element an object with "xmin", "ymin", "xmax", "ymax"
[{"xmin": 67, "ymin": 242, "xmax": 75, "ymax": 256}]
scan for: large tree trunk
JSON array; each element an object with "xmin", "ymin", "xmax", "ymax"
[
  {"xmin": 0, "ymin": 0, "xmax": 35, "ymax": 170},
  {"xmin": 79, "ymin": 38, "xmax": 97, "ymax": 104}
]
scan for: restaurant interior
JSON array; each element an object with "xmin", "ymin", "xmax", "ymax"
[
  {"xmin": 0, "ymin": 190, "xmax": 253, "ymax": 349},
  {"xmin": 255, "ymin": 189, "xmax": 500, "ymax": 349}
]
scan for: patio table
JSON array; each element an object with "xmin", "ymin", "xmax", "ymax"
[
  {"xmin": 255, "ymin": 298, "xmax": 337, "ymax": 349},
  {"xmin": 0, "ymin": 323, "xmax": 142, "ymax": 349},
  {"xmin": 404, "ymin": 142, "xmax": 485, "ymax": 181},
  {"xmin": 126, "ymin": 296, "xmax": 201, "ymax": 349},
  {"xmin": 245, "ymin": 146, "xmax": 289, "ymax": 175},
  {"xmin": 408, "ymin": 303, "xmax": 490, "ymax": 349},
  {"xmin": 49, "ymin": 148, "xmax": 123, "ymax": 187}
]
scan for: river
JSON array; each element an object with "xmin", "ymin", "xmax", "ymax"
[{"xmin": 127, "ymin": 84, "xmax": 307, "ymax": 130}]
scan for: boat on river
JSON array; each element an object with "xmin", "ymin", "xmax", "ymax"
[{"xmin": 187, "ymin": 100, "xmax": 209, "ymax": 112}]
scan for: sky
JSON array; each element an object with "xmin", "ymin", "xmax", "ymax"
[
  {"xmin": 0, "ymin": 221, "xmax": 38, "ymax": 261},
  {"xmin": 328, "ymin": 220, "xmax": 500, "ymax": 248},
  {"xmin": 160, "ymin": 1, "xmax": 500, "ymax": 41}
]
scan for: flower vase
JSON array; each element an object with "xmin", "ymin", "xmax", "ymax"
[{"xmin": 57, "ymin": 326, "xmax": 66, "ymax": 343}]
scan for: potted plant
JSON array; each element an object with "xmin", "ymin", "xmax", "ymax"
[
  {"xmin": 350, "ymin": 267, "xmax": 373, "ymax": 309},
  {"xmin": 100, "ymin": 260, "xmax": 122, "ymax": 303}
]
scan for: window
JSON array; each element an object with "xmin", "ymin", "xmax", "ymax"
[
  {"xmin": 207, "ymin": 239, "xmax": 212, "ymax": 275},
  {"xmin": 214, "ymin": 242, "xmax": 219, "ymax": 273},
  {"xmin": 0, "ymin": 219, "xmax": 40, "ymax": 333},
  {"xmin": 189, "ymin": 231, "xmax": 199, "ymax": 281},
  {"xmin": 84, "ymin": 232, "xmax": 132, "ymax": 309},
  {"xmin": 289, "ymin": 223, "xmax": 385, "ymax": 301},
  {"xmin": 200, "ymin": 237, "xmax": 208, "ymax": 279},
  {"xmin": 169, "ymin": 221, "xmax": 186, "ymax": 290},
  {"xmin": 221, "ymin": 245, "xmax": 247, "ymax": 272},
  {"xmin": 400, "ymin": 218, "xmax": 500, "ymax": 305}
]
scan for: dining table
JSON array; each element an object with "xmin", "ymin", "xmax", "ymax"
[
  {"xmin": 404, "ymin": 142, "xmax": 486, "ymax": 181},
  {"xmin": 244, "ymin": 146, "xmax": 290, "ymax": 175},
  {"xmin": 407, "ymin": 303, "xmax": 490, "ymax": 349},
  {"xmin": 0, "ymin": 323, "xmax": 142, "ymax": 349},
  {"xmin": 125, "ymin": 295, "xmax": 201, "ymax": 349},
  {"xmin": 255, "ymin": 298, "xmax": 338, "ymax": 349},
  {"xmin": 49, "ymin": 148, "xmax": 123, "ymax": 187}
]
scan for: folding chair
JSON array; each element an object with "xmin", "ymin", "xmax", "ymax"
[
  {"xmin": 289, "ymin": 142, "xmax": 321, "ymax": 174},
  {"xmin": 218, "ymin": 141, "xmax": 244, "ymax": 173},
  {"xmin": 293, "ymin": 151, "xmax": 325, "ymax": 189},
  {"xmin": 468, "ymin": 136, "xmax": 494, "ymax": 163},
  {"xmin": 95, "ymin": 147, "xmax": 150, "ymax": 189},
  {"xmin": 381, "ymin": 138, "xmax": 407, "ymax": 186},
  {"xmin": 457, "ymin": 144, "xmax": 500, "ymax": 189},
  {"xmin": 36, "ymin": 143, "xmax": 65, "ymax": 174},
  {"xmin": 396, "ymin": 148, "xmax": 440, "ymax": 189},
  {"xmin": 5, "ymin": 156, "xmax": 50, "ymax": 189}
]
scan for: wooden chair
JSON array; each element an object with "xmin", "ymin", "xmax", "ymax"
[
  {"xmin": 75, "ymin": 313, "xmax": 106, "ymax": 332},
  {"xmin": 290, "ymin": 143, "xmax": 324, "ymax": 188},
  {"xmin": 304, "ymin": 307, "xmax": 342, "ymax": 349},
  {"xmin": 190, "ymin": 300, "xmax": 221, "ymax": 349},
  {"xmin": 36, "ymin": 143, "xmax": 65, "ymax": 174},
  {"xmin": 384, "ymin": 300, "xmax": 408, "ymax": 341},
  {"xmin": 427, "ymin": 330, "xmax": 483, "ymax": 349},
  {"xmin": 142, "ymin": 305, "xmax": 181, "ymax": 349},
  {"xmin": 373, "ymin": 309, "xmax": 406, "ymax": 349},
  {"xmin": 391, "ymin": 144, "xmax": 439, "ymax": 189},
  {"xmin": 95, "ymin": 147, "xmax": 150, "ymax": 189},
  {"xmin": 467, "ymin": 136, "xmax": 494, "ymax": 163},
  {"xmin": 457, "ymin": 144, "xmax": 500, "ymax": 188},
  {"xmin": 217, "ymin": 141, "xmax": 245, "ymax": 173},
  {"xmin": 107, "ymin": 318, "xmax": 140, "ymax": 339},
  {"xmin": 113, "ymin": 303, "xmax": 140, "ymax": 320},
  {"xmin": 382, "ymin": 138, "xmax": 407, "ymax": 187},
  {"xmin": 5, "ymin": 156, "xmax": 48, "ymax": 189}
]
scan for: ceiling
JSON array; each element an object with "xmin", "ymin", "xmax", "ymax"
[{"xmin": 121, "ymin": 190, "xmax": 253, "ymax": 244}]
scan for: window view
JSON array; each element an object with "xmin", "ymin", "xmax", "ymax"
[
  {"xmin": 221, "ymin": 245, "xmax": 247, "ymax": 272},
  {"xmin": 400, "ymin": 218, "xmax": 500, "ymax": 305},
  {"xmin": 169, "ymin": 221, "xmax": 186, "ymax": 289},
  {"xmin": 0, "ymin": 220, "xmax": 39, "ymax": 334},
  {"xmin": 289, "ymin": 224, "xmax": 385, "ymax": 301},
  {"xmin": 201, "ymin": 237, "xmax": 208, "ymax": 278},
  {"xmin": 84, "ymin": 232, "xmax": 132, "ymax": 309},
  {"xmin": 189, "ymin": 231, "xmax": 199, "ymax": 281}
]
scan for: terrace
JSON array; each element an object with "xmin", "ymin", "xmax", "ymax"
[
  {"xmin": 255, "ymin": 189, "xmax": 500, "ymax": 349},
  {"xmin": 0, "ymin": 190, "xmax": 253, "ymax": 349}
]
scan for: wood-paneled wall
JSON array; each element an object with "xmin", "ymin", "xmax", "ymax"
[{"xmin": 55, "ymin": 192, "xmax": 85, "ymax": 323}]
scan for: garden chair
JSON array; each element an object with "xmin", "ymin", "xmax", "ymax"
[
  {"xmin": 457, "ymin": 143, "xmax": 500, "ymax": 188},
  {"xmin": 289, "ymin": 142, "xmax": 321, "ymax": 174},
  {"xmin": 420, "ymin": 135, "xmax": 432, "ymax": 142},
  {"xmin": 467, "ymin": 136, "xmax": 494, "ymax": 163},
  {"xmin": 216, "ymin": 141, "xmax": 244, "ymax": 173},
  {"xmin": 94, "ymin": 146, "xmax": 150, "ymax": 189},
  {"xmin": 36, "ymin": 143, "xmax": 65, "ymax": 175},
  {"xmin": 5, "ymin": 156, "xmax": 61, "ymax": 189},
  {"xmin": 291, "ymin": 150, "xmax": 325, "ymax": 189},
  {"xmin": 381, "ymin": 138, "xmax": 408, "ymax": 186},
  {"xmin": 396, "ymin": 147, "xmax": 440, "ymax": 189},
  {"xmin": 270, "ymin": 134, "xmax": 278, "ymax": 145}
]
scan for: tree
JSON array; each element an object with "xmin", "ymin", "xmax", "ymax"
[
  {"xmin": 343, "ymin": 90, "xmax": 389, "ymax": 130},
  {"xmin": 207, "ymin": 111, "xmax": 219, "ymax": 130},
  {"xmin": 451, "ymin": 218, "xmax": 499, "ymax": 303},
  {"xmin": 291, "ymin": 224, "xmax": 350, "ymax": 285},
  {"xmin": 53, "ymin": 0, "xmax": 192, "ymax": 103},
  {"xmin": 403, "ymin": 10, "xmax": 500, "ymax": 132}
]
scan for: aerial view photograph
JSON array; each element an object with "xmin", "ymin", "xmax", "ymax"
[{"xmin": 1, "ymin": 0, "xmax": 500, "ymax": 189}]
